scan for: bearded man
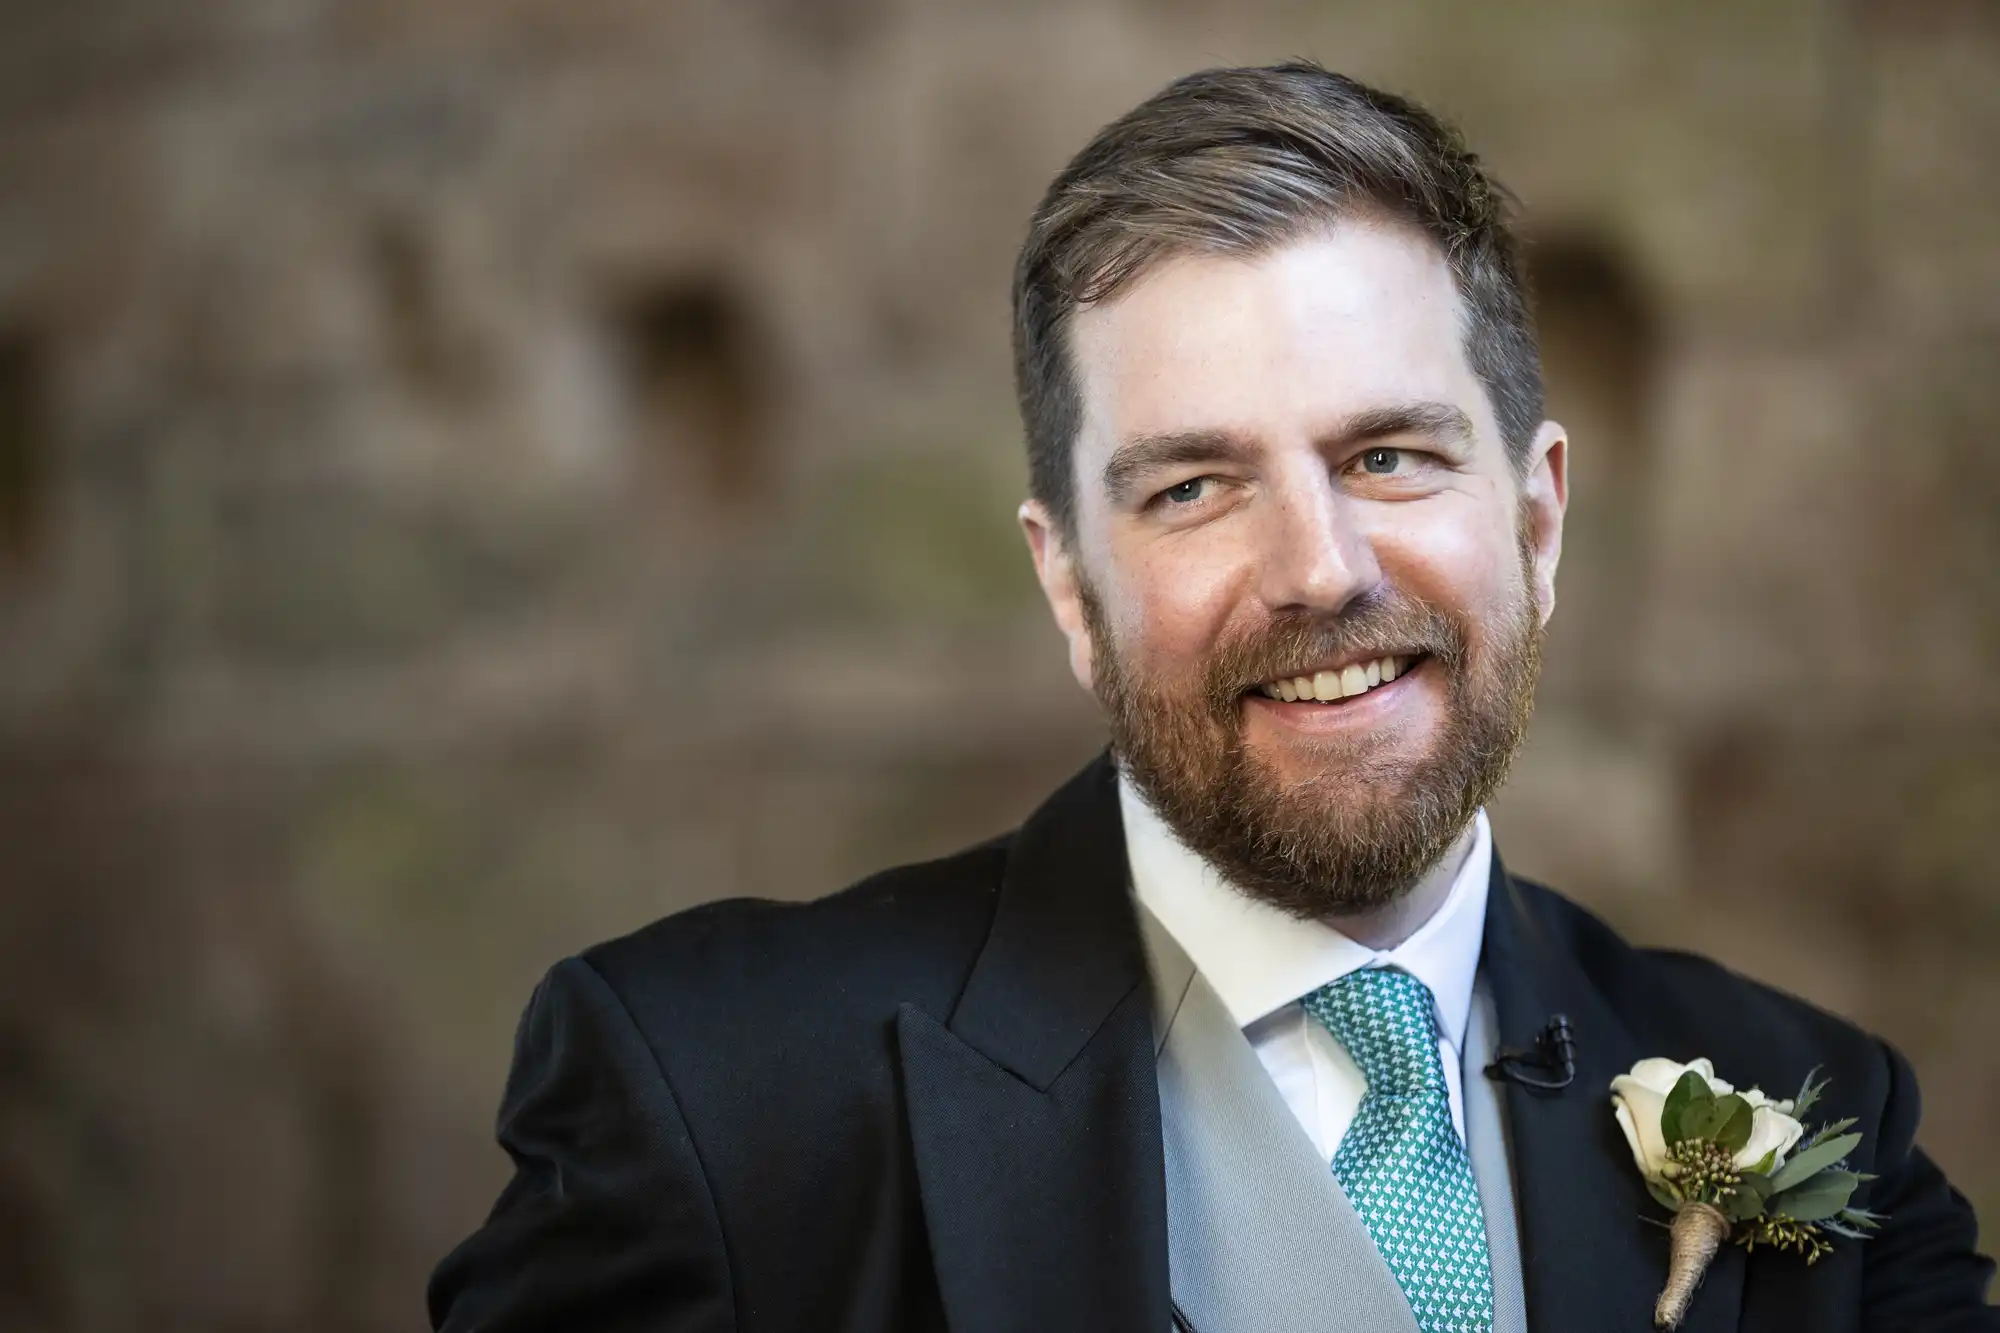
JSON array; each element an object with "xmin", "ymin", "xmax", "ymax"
[{"xmin": 429, "ymin": 64, "xmax": 1996, "ymax": 1333}]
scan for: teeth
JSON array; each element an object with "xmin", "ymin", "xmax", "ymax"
[{"xmin": 1262, "ymin": 655, "xmax": 1414, "ymax": 704}]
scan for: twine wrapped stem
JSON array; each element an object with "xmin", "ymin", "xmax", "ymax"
[{"xmin": 1654, "ymin": 1202, "xmax": 1730, "ymax": 1329}]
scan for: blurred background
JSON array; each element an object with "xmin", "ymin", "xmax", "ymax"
[{"xmin": 1, "ymin": 0, "xmax": 1996, "ymax": 1327}]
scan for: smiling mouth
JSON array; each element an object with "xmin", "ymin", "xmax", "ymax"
[{"xmin": 1250, "ymin": 653, "xmax": 1427, "ymax": 704}]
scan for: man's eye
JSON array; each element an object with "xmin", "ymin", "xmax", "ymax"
[
  {"xmin": 1360, "ymin": 447, "xmax": 1403, "ymax": 475},
  {"xmin": 1161, "ymin": 478, "xmax": 1208, "ymax": 504}
]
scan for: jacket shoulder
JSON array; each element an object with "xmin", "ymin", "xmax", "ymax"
[{"xmin": 578, "ymin": 832, "xmax": 1012, "ymax": 1040}]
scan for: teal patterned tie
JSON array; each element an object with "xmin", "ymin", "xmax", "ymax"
[{"xmin": 1301, "ymin": 968, "xmax": 1495, "ymax": 1333}]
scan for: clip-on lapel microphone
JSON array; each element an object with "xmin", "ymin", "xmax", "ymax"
[{"xmin": 1485, "ymin": 1013, "xmax": 1576, "ymax": 1090}]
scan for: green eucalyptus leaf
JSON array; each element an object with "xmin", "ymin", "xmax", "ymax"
[
  {"xmin": 1674, "ymin": 1100, "xmax": 1715, "ymax": 1143},
  {"xmin": 1772, "ymin": 1169, "xmax": 1861, "ymax": 1222},
  {"xmin": 1646, "ymin": 1179, "xmax": 1682, "ymax": 1213},
  {"xmin": 1722, "ymin": 1186, "xmax": 1767, "ymax": 1222},
  {"xmin": 1662, "ymin": 1070, "xmax": 1713, "ymax": 1144},
  {"xmin": 1712, "ymin": 1096, "xmax": 1755, "ymax": 1154},
  {"xmin": 1767, "ymin": 1133, "xmax": 1863, "ymax": 1194},
  {"xmin": 1680, "ymin": 1094, "xmax": 1738, "ymax": 1144},
  {"xmin": 1737, "ymin": 1170, "xmax": 1777, "ymax": 1201}
]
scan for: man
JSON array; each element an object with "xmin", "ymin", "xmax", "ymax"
[{"xmin": 429, "ymin": 63, "xmax": 1996, "ymax": 1332}]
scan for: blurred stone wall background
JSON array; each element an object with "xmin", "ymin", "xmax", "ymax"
[{"xmin": 1, "ymin": 0, "xmax": 1995, "ymax": 1327}]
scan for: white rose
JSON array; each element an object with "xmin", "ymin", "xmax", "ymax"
[
  {"xmin": 1738, "ymin": 1087, "xmax": 1795, "ymax": 1116},
  {"xmin": 1610, "ymin": 1058, "xmax": 1806, "ymax": 1181},
  {"xmin": 1734, "ymin": 1089, "xmax": 1806, "ymax": 1172},
  {"xmin": 1611, "ymin": 1058, "xmax": 1723, "ymax": 1181}
]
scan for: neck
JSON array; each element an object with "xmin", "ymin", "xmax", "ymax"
[{"xmin": 1322, "ymin": 818, "xmax": 1480, "ymax": 952}]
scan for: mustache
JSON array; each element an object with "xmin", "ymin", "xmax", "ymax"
[{"xmin": 1197, "ymin": 591, "xmax": 1466, "ymax": 713}]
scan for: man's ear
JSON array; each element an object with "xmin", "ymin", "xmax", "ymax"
[
  {"xmin": 1019, "ymin": 499, "xmax": 1095, "ymax": 692},
  {"xmin": 1521, "ymin": 420, "xmax": 1569, "ymax": 626}
]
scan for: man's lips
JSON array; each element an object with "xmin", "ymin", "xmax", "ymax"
[{"xmin": 1246, "ymin": 652, "xmax": 1426, "ymax": 704}]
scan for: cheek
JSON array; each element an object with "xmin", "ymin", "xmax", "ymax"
[
  {"xmin": 1367, "ymin": 497, "xmax": 1523, "ymax": 628},
  {"xmin": 1102, "ymin": 530, "xmax": 1252, "ymax": 672}
]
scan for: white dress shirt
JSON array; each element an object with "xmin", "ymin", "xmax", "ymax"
[{"xmin": 1120, "ymin": 774, "xmax": 1492, "ymax": 1161}]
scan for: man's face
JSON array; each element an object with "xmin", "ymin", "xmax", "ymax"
[{"xmin": 1022, "ymin": 218, "xmax": 1568, "ymax": 917}]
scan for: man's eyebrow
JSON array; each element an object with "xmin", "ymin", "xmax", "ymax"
[
  {"xmin": 1329, "ymin": 401, "xmax": 1477, "ymax": 450},
  {"xmin": 1101, "ymin": 428, "xmax": 1256, "ymax": 505}
]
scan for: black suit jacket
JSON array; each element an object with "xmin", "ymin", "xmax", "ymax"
[{"xmin": 430, "ymin": 754, "xmax": 1997, "ymax": 1332}]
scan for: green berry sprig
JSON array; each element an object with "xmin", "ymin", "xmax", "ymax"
[{"xmin": 1663, "ymin": 1138, "xmax": 1742, "ymax": 1206}]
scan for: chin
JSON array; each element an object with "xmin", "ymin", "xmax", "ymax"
[{"xmin": 1245, "ymin": 724, "xmax": 1436, "ymax": 789}]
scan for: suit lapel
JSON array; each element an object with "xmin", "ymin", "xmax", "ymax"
[
  {"xmin": 897, "ymin": 754, "xmax": 1172, "ymax": 1333},
  {"xmin": 1483, "ymin": 857, "xmax": 1743, "ymax": 1333}
]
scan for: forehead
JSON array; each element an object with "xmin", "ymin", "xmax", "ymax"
[{"xmin": 1067, "ymin": 220, "xmax": 1492, "ymax": 464}]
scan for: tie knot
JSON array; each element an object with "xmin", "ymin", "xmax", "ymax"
[{"xmin": 1301, "ymin": 967, "xmax": 1444, "ymax": 1099}]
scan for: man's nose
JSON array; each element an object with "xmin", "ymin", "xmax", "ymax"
[{"xmin": 1256, "ymin": 477, "xmax": 1382, "ymax": 616}]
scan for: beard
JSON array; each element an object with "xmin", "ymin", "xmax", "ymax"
[{"xmin": 1084, "ymin": 538, "xmax": 1543, "ymax": 921}]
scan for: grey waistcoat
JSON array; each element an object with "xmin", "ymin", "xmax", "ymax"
[{"xmin": 1139, "ymin": 904, "xmax": 1529, "ymax": 1333}]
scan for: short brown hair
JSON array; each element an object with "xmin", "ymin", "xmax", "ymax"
[{"xmin": 1012, "ymin": 61, "xmax": 1543, "ymax": 537}]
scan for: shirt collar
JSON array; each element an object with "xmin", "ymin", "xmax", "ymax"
[{"xmin": 1119, "ymin": 771, "xmax": 1490, "ymax": 1053}]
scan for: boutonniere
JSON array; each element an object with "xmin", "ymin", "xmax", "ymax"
[{"xmin": 1610, "ymin": 1058, "xmax": 1884, "ymax": 1329}]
